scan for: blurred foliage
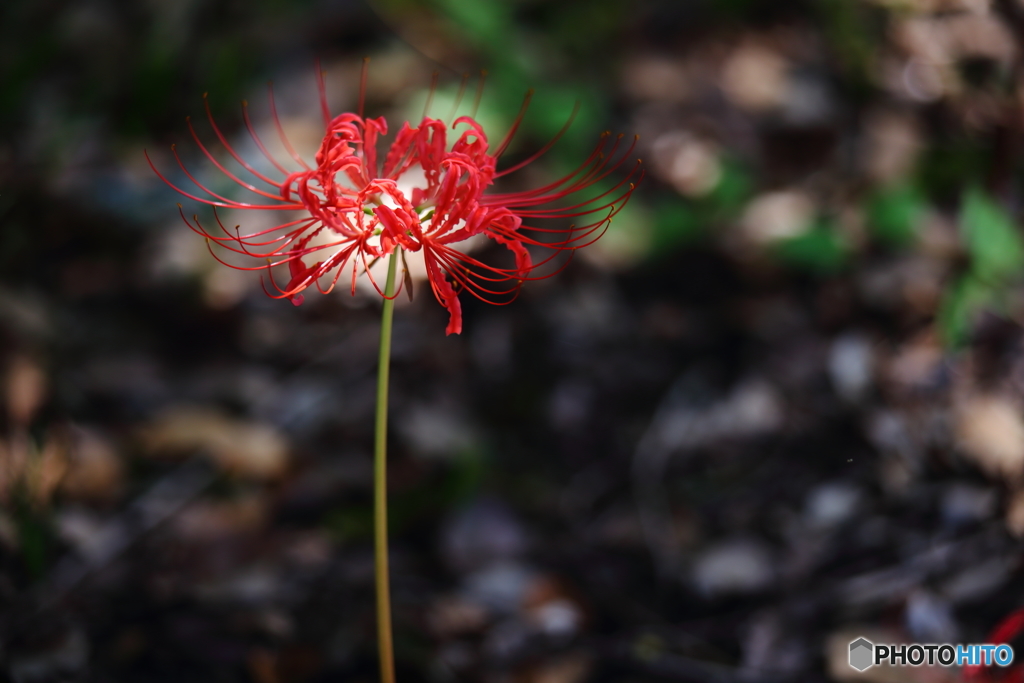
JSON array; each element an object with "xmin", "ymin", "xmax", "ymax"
[
  {"xmin": 940, "ymin": 189, "xmax": 1024, "ymax": 345},
  {"xmin": 775, "ymin": 222, "xmax": 850, "ymax": 274},
  {"xmin": 13, "ymin": 496, "xmax": 53, "ymax": 580},
  {"xmin": 961, "ymin": 188, "xmax": 1024, "ymax": 284},
  {"xmin": 0, "ymin": 0, "xmax": 320, "ymax": 138},
  {"xmin": 867, "ymin": 185, "xmax": 925, "ymax": 248},
  {"xmin": 918, "ymin": 144, "xmax": 994, "ymax": 204},
  {"xmin": 649, "ymin": 161, "xmax": 754, "ymax": 255},
  {"xmin": 815, "ymin": 0, "xmax": 881, "ymax": 93},
  {"xmin": 374, "ymin": 0, "xmax": 621, "ymax": 155}
]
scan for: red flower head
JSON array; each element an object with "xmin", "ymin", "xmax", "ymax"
[{"xmin": 148, "ymin": 61, "xmax": 641, "ymax": 334}]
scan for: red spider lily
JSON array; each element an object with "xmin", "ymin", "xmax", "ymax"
[{"xmin": 147, "ymin": 62, "xmax": 641, "ymax": 334}]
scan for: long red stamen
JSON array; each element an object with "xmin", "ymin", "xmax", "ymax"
[
  {"xmin": 147, "ymin": 149, "xmax": 301, "ymax": 210},
  {"xmin": 431, "ymin": 247, "xmax": 523, "ymax": 298},
  {"xmin": 186, "ymin": 115, "xmax": 286, "ymax": 201},
  {"xmin": 423, "ymin": 70, "xmax": 439, "ymax": 120},
  {"xmin": 316, "ymin": 59, "xmax": 331, "ymax": 128},
  {"xmin": 495, "ymin": 101, "xmax": 579, "ymax": 179},
  {"xmin": 196, "ymin": 211, "xmax": 325, "ymax": 258},
  {"xmin": 484, "ymin": 133, "xmax": 608, "ymax": 203},
  {"xmin": 268, "ymin": 81, "xmax": 311, "ymax": 170},
  {"xmin": 171, "ymin": 142, "xmax": 270, "ymax": 206},
  {"xmin": 202, "ymin": 94, "xmax": 283, "ymax": 189},
  {"xmin": 512, "ymin": 162, "xmax": 640, "ymax": 217},
  {"xmin": 471, "ymin": 70, "xmax": 487, "ymax": 119},
  {"xmin": 447, "ymin": 73, "xmax": 470, "ymax": 124},
  {"xmin": 439, "ymin": 263, "xmax": 522, "ymax": 306},
  {"xmin": 358, "ymin": 57, "xmax": 370, "ymax": 119},
  {"xmin": 242, "ymin": 100, "xmax": 291, "ymax": 176},
  {"xmin": 492, "ymin": 89, "xmax": 533, "ymax": 159}
]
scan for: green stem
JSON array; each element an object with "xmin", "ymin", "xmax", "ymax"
[{"xmin": 374, "ymin": 252, "xmax": 399, "ymax": 683}]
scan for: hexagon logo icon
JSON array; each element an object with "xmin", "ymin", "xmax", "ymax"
[{"xmin": 849, "ymin": 638, "xmax": 874, "ymax": 671}]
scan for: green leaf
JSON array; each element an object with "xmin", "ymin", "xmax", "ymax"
[
  {"xmin": 937, "ymin": 274, "xmax": 994, "ymax": 347},
  {"xmin": 917, "ymin": 144, "xmax": 990, "ymax": 200},
  {"xmin": 650, "ymin": 199, "xmax": 702, "ymax": 252},
  {"xmin": 937, "ymin": 189, "xmax": 1024, "ymax": 345},
  {"xmin": 432, "ymin": 0, "xmax": 512, "ymax": 50},
  {"xmin": 867, "ymin": 184, "xmax": 923, "ymax": 247},
  {"xmin": 697, "ymin": 157, "xmax": 752, "ymax": 218},
  {"xmin": 647, "ymin": 160, "xmax": 751, "ymax": 255},
  {"xmin": 960, "ymin": 187, "xmax": 1024, "ymax": 283},
  {"xmin": 15, "ymin": 500, "xmax": 53, "ymax": 579},
  {"xmin": 774, "ymin": 224, "xmax": 849, "ymax": 273}
]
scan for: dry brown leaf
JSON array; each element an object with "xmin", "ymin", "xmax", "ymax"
[
  {"xmin": 518, "ymin": 653, "xmax": 593, "ymax": 683},
  {"xmin": 139, "ymin": 407, "xmax": 289, "ymax": 479},
  {"xmin": 1006, "ymin": 488, "xmax": 1024, "ymax": 537},
  {"xmin": 955, "ymin": 395, "xmax": 1024, "ymax": 482},
  {"xmin": 60, "ymin": 427, "xmax": 124, "ymax": 503},
  {"xmin": 27, "ymin": 431, "xmax": 69, "ymax": 508},
  {"xmin": 6, "ymin": 356, "xmax": 46, "ymax": 426}
]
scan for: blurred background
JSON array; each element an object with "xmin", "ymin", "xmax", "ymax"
[{"xmin": 4, "ymin": 0, "xmax": 1024, "ymax": 680}]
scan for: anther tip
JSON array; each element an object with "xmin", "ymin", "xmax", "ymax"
[
  {"xmin": 242, "ymin": 99, "xmax": 248, "ymax": 106},
  {"xmin": 170, "ymin": 143, "xmax": 176, "ymax": 150},
  {"xmin": 203, "ymin": 92, "xmax": 208, "ymax": 98},
  {"xmin": 363, "ymin": 56, "xmax": 371, "ymax": 63},
  {"xmin": 176, "ymin": 202, "xmax": 182, "ymax": 208}
]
